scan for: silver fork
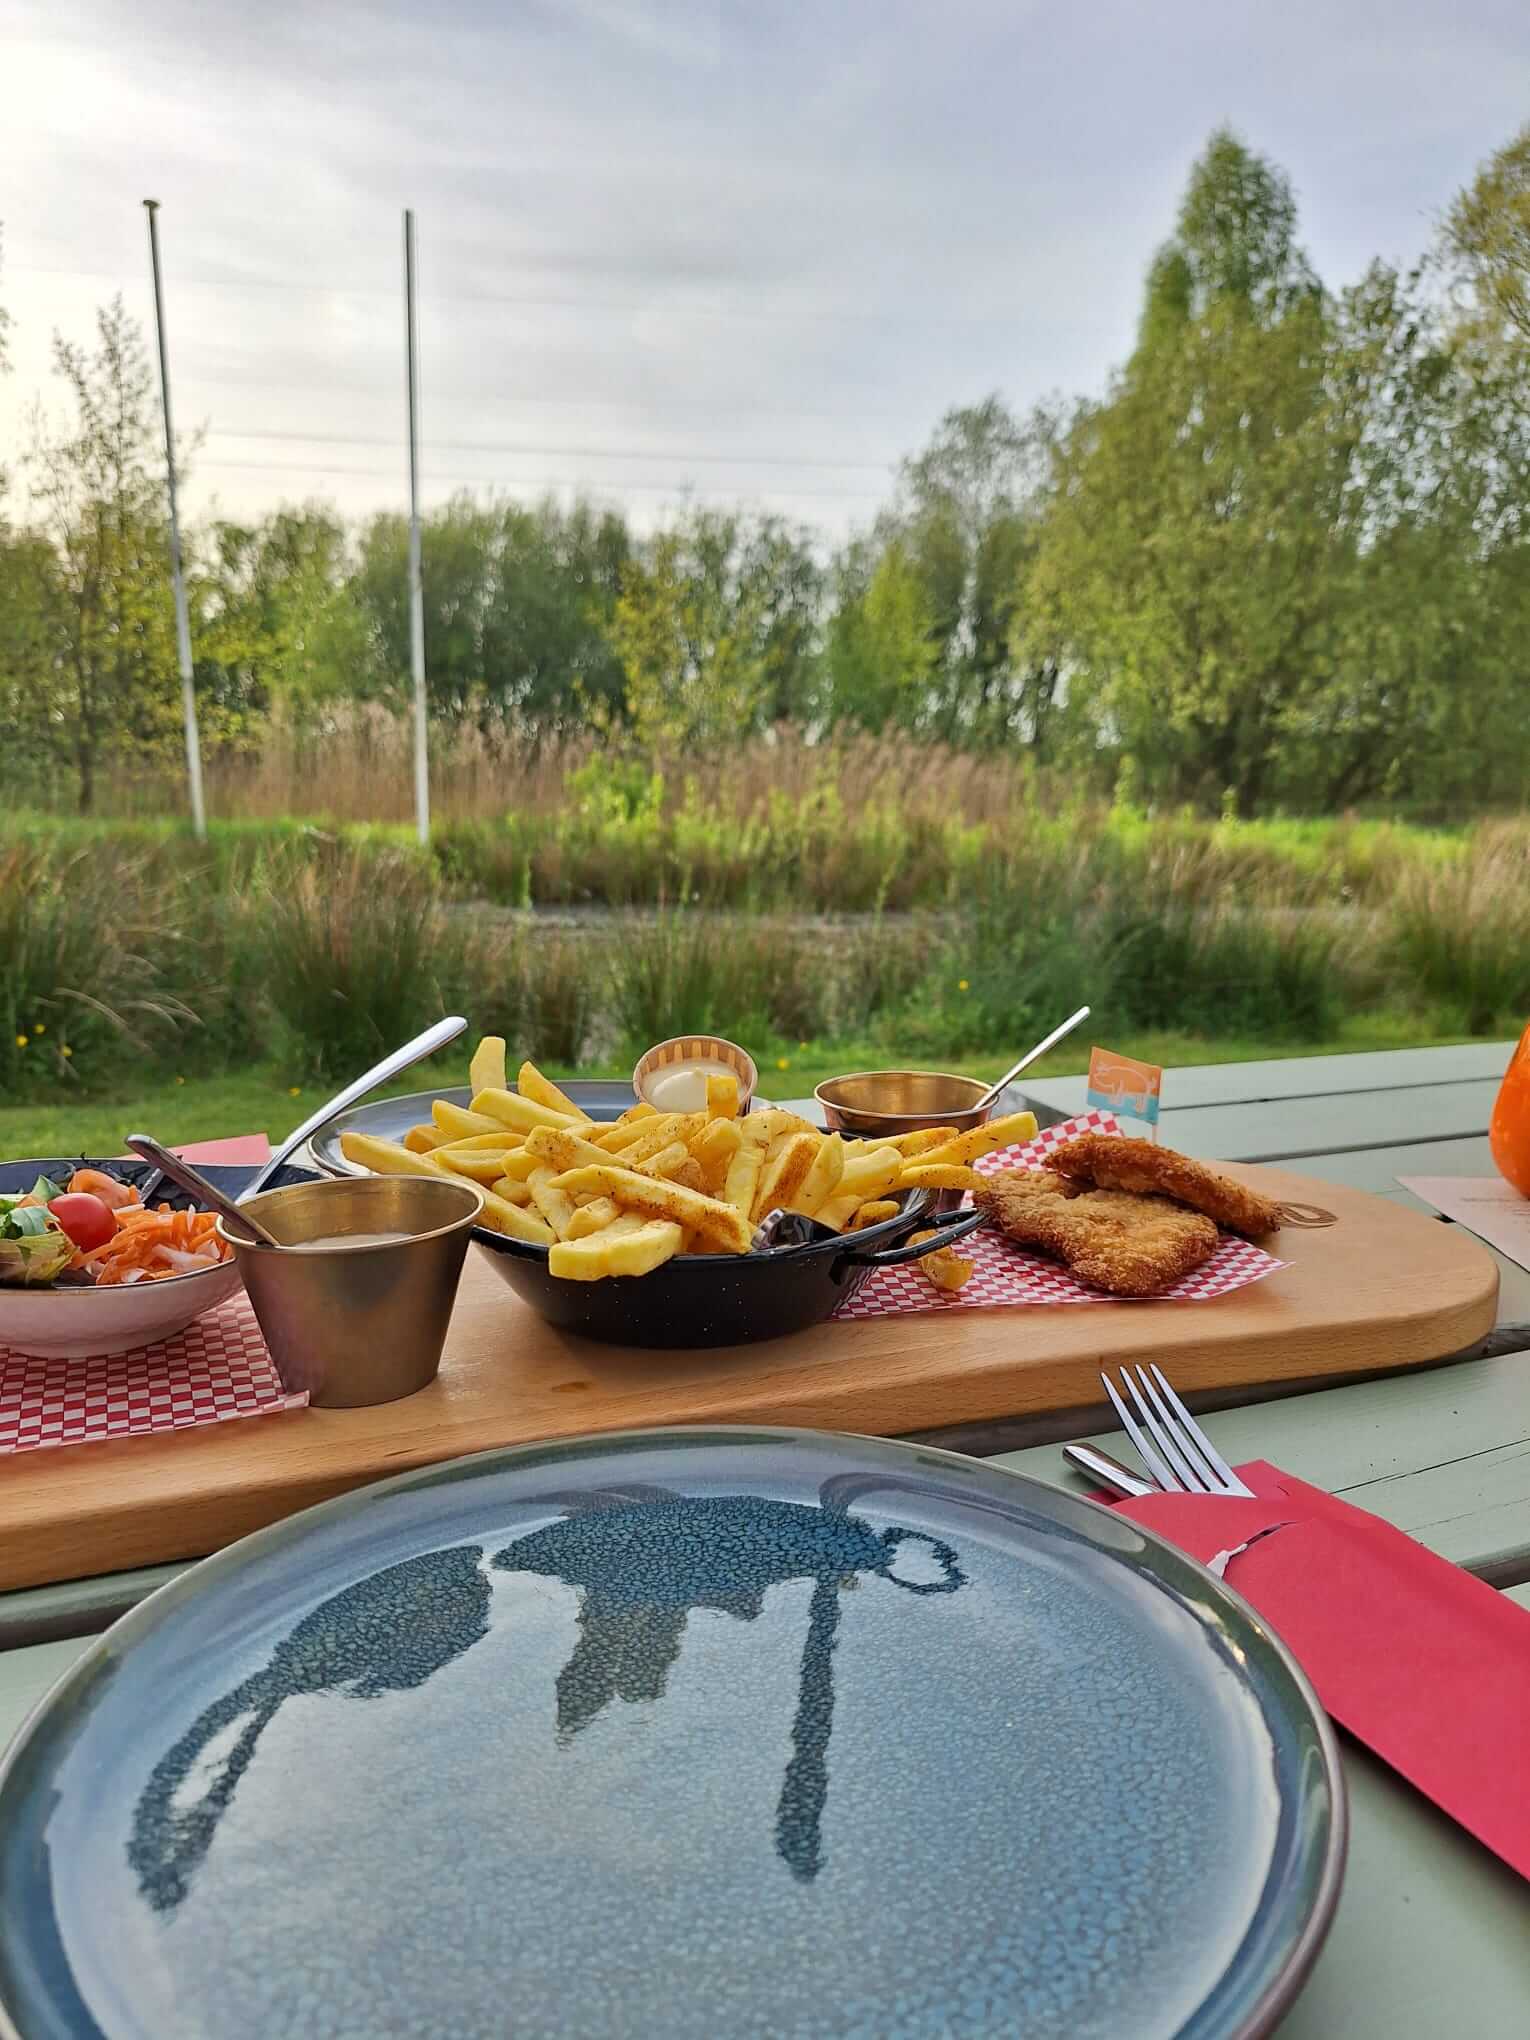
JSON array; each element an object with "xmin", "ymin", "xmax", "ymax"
[{"xmin": 1099, "ymin": 1364, "xmax": 1256, "ymax": 1498}]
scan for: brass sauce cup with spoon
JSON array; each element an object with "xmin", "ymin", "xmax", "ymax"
[{"xmin": 215, "ymin": 1174, "xmax": 484, "ymax": 1409}]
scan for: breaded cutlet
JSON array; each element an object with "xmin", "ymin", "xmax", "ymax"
[
  {"xmin": 1047, "ymin": 1134, "xmax": 1282, "ymax": 1238},
  {"xmin": 973, "ymin": 1168, "xmax": 1219, "ymax": 1297}
]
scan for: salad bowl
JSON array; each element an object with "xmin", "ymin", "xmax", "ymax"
[{"xmin": 0, "ymin": 1158, "xmax": 310, "ymax": 1361}]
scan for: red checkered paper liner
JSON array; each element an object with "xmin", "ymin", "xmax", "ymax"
[
  {"xmin": 0, "ymin": 1294, "xmax": 307, "ymax": 1454},
  {"xmin": 834, "ymin": 1111, "xmax": 1286, "ymax": 1320}
]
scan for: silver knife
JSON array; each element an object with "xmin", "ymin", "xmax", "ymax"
[{"xmin": 1063, "ymin": 1441, "xmax": 1155, "ymax": 1499}]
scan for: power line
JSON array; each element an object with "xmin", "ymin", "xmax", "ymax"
[
  {"xmin": 207, "ymin": 425, "xmax": 895, "ymax": 473},
  {"xmin": 9, "ymin": 259, "xmax": 1026, "ymax": 329}
]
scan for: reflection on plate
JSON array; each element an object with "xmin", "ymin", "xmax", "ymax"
[{"xmin": 0, "ymin": 1428, "xmax": 1343, "ymax": 2038}]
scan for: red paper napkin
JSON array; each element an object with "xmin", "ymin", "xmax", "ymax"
[
  {"xmin": 1109, "ymin": 1463, "xmax": 1530, "ymax": 1883},
  {"xmin": 169, "ymin": 1134, "xmax": 271, "ymax": 1167}
]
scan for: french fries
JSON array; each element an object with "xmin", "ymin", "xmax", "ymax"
[
  {"xmin": 342, "ymin": 1038, "xmax": 1021, "ymax": 1286},
  {"xmin": 706, "ymin": 1070, "xmax": 740, "ymax": 1119},
  {"xmin": 549, "ymin": 1220, "xmax": 684, "ymax": 1281},
  {"xmin": 898, "ymin": 1162, "xmax": 985, "ymax": 1193},
  {"xmin": 469, "ymin": 1036, "xmax": 508, "ymax": 1098},
  {"xmin": 547, "ymin": 1164, "xmax": 753, "ymax": 1254},
  {"xmin": 908, "ymin": 1228, "xmax": 976, "ymax": 1293},
  {"xmin": 915, "ymin": 1111, "xmax": 1038, "ymax": 1170}
]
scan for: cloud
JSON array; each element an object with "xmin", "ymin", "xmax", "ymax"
[{"xmin": 4, "ymin": 0, "xmax": 1527, "ymax": 537}]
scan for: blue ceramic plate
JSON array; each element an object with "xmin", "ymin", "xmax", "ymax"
[{"xmin": 0, "ymin": 1429, "xmax": 1344, "ymax": 2039}]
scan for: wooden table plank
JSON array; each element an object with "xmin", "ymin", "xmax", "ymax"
[
  {"xmin": 1020, "ymin": 1043, "xmax": 1514, "ymax": 1123},
  {"xmin": 1025, "ymin": 1082, "xmax": 1500, "ymax": 1165},
  {"xmin": 1272, "ymin": 1136, "xmax": 1498, "ymax": 1192},
  {"xmin": 0, "ymin": 1166, "xmax": 1499, "ymax": 1594}
]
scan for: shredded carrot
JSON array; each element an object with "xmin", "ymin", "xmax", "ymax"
[{"xmin": 84, "ymin": 1204, "xmax": 231, "ymax": 1285}]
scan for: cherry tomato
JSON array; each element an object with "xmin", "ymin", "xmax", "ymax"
[
  {"xmin": 49, "ymin": 1193, "xmax": 116, "ymax": 1253},
  {"xmin": 68, "ymin": 1168, "xmax": 138, "ymax": 1212}
]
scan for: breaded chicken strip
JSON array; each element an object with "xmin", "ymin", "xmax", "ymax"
[
  {"xmin": 1047, "ymin": 1135, "xmax": 1282, "ymax": 1238},
  {"xmin": 973, "ymin": 1168, "xmax": 1219, "ymax": 1297}
]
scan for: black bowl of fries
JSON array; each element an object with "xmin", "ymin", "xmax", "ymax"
[
  {"xmin": 471, "ymin": 1189, "xmax": 981, "ymax": 1348},
  {"xmin": 332, "ymin": 1040, "xmax": 1034, "ymax": 1349}
]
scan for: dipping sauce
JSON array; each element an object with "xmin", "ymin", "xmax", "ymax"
[
  {"xmin": 281, "ymin": 1231, "xmax": 413, "ymax": 1253},
  {"xmin": 643, "ymin": 1060, "xmax": 733, "ymax": 1114}
]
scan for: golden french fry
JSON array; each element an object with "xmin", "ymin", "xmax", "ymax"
[
  {"xmin": 476, "ymin": 1190, "xmax": 556, "ymax": 1245},
  {"xmin": 618, "ymin": 1114, "xmax": 688, "ymax": 1165},
  {"xmin": 517, "ymin": 1060, "xmax": 590, "ymax": 1122},
  {"xmin": 592, "ymin": 1119, "xmax": 655, "ymax": 1152},
  {"xmin": 340, "ymin": 1131, "xmax": 447, "ymax": 1181},
  {"xmin": 525, "ymin": 1124, "xmax": 619, "ymax": 1176},
  {"xmin": 434, "ymin": 1130, "xmax": 521, "ymax": 1153},
  {"xmin": 489, "ymin": 1177, "xmax": 533, "ymax": 1207},
  {"xmin": 814, "ymin": 1189, "xmax": 861, "ymax": 1232},
  {"xmin": 547, "ymin": 1165, "xmax": 752, "ymax": 1254},
  {"xmin": 527, "ymin": 1166, "xmax": 578, "ymax": 1240},
  {"xmin": 750, "ymin": 1107, "xmax": 819, "ymax": 1146},
  {"xmin": 432, "ymin": 1143, "xmax": 520, "ymax": 1185},
  {"xmin": 706, "ymin": 1070, "xmax": 740, "ymax": 1120},
  {"xmin": 337, "ymin": 1134, "xmax": 541, "ymax": 1239},
  {"xmin": 634, "ymin": 1141, "xmax": 692, "ymax": 1181},
  {"xmin": 564, "ymin": 1196, "xmax": 623, "ymax": 1240},
  {"xmin": 614, "ymin": 1101, "xmax": 659, "ymax": 1126},
  {"xmin": 752, "ymin": 1132, "xmax": 821, "ymax": 1221},
  {"xmin": 723, "ymin": 1142, "xmax": 763, "ymax": 1220},
  {"xmin": 917, "ymin": 1112, "xmax": 1038, "ymax": 1170},
  {"xmin": 788, "ymin": 1132, "xmax": 844, "ymax": 1216},
  {"xmin": 887, "ymin": 1126, "xmax": 959, "ymax": 1157},
  {"xmin": 690, "ymin": 1117, "xmax": 743, "ymax": 1194},
  {"xmin": 403, "ymin": 1124, "xmax": 444, "ymax": 1154},
  {"xmin": 496, "ymin": 1146, "xmax": 542, "ymax": 1182},
  {"xmin": 838, "ymin": 1147, "xmax": 905, "ymax": 1200},
  {"xmin": 432, "ymin": 1099, "xmax": 505, "ymax": 1139},
  {"xmin": 549, "ymin": 1220, "xmax": 684, "ymax": 1282},
  {"xmin": 847, "ymin": 1198, "xmax": 900, "ymax": 1231},
  {"xmin": 899, "ymin": 1162, "xmax": 985, "ymax": 1193},
  {"xmin": 469, "ymin": 1035, "xmax": 508, "ymax": 1097},
  {"xmin": 670, "ymin": 1158, "xmax": 707, "ymax": 1194},
  {"xmin": 471, "ymin": 1087, "xmax": 583, "ymax": 1136},
  {"xmin": 908, "ymin": 1228, "xmax": 975, "ymax": 1292}
]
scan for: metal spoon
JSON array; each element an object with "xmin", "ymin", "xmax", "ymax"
[
  {"xmin": 974, "ymin": 1005, "xmax": 1092, "ymax": 1114},
  {"xmin": 239, "ymin": 1015, "xmax": 469, "ymax": 1201},
  {"xmin": 123, "ymin": 1135, "xmax": 286, "ymax": 1249}
]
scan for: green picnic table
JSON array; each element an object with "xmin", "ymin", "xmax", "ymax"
[{"xmin": 2, "ymin": 1041, "xmax": 1527, "ymax": 2034}]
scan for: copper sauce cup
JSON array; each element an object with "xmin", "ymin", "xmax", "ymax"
[{"xmin": 814, "ymin": 1070, "xmax": 995, "ymax": 1139}]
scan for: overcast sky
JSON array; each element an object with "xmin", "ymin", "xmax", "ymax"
[{"xmin": 6, "ymin": 0, "xmax": 1528, "ymax": 539}]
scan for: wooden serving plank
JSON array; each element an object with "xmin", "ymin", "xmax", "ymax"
[{"xmin": 0, "ymin": 1164, "xmax": 1498, "ymax": 1594}]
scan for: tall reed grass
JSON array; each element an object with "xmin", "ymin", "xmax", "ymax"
[{"xmin": 3, "ymin": 806, "xmax": 1526, "ymax": 1101}]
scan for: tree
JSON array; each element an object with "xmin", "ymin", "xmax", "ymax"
[
  {"xmin": 1444, "ymin": 123, "xmax": 1530, "ymax": 346},
  {"xmin": 23, "ymin": 299, "xmax": 182, "ymax": 811},
  {"xmin": 1019, "ymin": 134, "xmax": 1357, "ymax": 809},
  {"xmin": 609, "ymin": 508, "xmax": 820, "ymax": 752}
]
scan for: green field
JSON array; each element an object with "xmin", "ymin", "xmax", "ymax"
[{"xmin": 0, "ymin": 1018, "xmax": 1476, "ymax": 1163}]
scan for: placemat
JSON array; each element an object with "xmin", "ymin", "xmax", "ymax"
[
  {"xmin": 835, "ymin": 1112, "xmax": 1286, "ymax": 1319},
  {"xmin": 0, "ymin": 1295, "xmax": 306, "ymax": 1455}
]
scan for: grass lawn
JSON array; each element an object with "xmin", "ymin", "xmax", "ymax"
[{"xmin": 0, "ymin": 1015, "xmax": 1474, "ymax": 1161}]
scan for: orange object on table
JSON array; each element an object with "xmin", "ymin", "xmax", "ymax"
[{"xmin": 1489, "ymin": 1022, "xmax": 1530, "ymax": 1198}]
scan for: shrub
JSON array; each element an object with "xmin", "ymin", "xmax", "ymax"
[
  {"xmin": 1389, "ymin": 830, "xmax": 1530, "ymax": 1033},
  {"xmin": 247, "ymin": 846, "xmax": 469, "ymax": 1080}
]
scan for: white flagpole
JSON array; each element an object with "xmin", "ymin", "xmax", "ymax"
[
  {"xmin": 143, "ymin": 199, "xmax": 206, "ymax": 838},
  {"xmin": 404, "ymin": 208, "xmax": 429, "ymax": 844}
]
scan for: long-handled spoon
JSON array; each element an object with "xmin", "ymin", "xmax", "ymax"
[
  {"xmin": 239, "ymin": 1015, "xmax": 469, "ymax": 1201},
  {"xmin": 974, "ymin": 1004, "xmax": 1092, "ymax": 1114},
  {"xmin": 123, "ymin": 1135, "xmax": 286, "ymax": 1249}
]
